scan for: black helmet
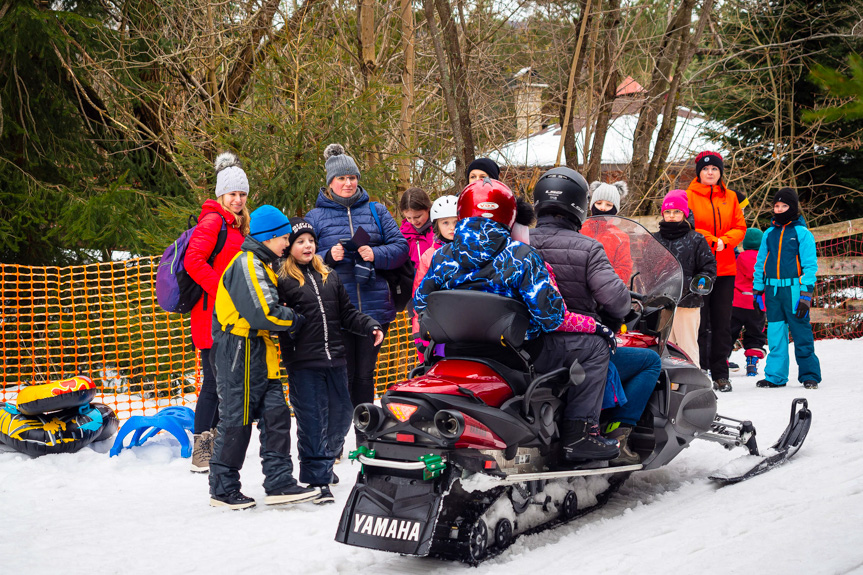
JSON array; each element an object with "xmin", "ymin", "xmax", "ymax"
[{"xmin": 532, "ymin": 167, "xmax": 590, "ymax": 226}]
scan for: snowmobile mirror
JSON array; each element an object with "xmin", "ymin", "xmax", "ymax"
[
  {"xmin": 690, "ymin": 274, "xmax": 714, "ymax": 296},
  {"xmin": 569, "ymin": 360, "xmax": 585, "ymax": 386}
]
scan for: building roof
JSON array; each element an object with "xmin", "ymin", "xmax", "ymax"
[{"xmin": 483, "ymin": 109, "xmax": 721, "ymax": 168}]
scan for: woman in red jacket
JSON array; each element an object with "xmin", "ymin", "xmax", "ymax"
[
  {"xmin": 184, "ymin": 152, "xmax": 249, "ymax": 472},
  {"xmin": 686, "ymin": 151, "xmax": 746, "ymax": 392}
]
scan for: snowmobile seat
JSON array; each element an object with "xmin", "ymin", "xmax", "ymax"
[
  {"xmin": 418, "ymin": 291, "xmax": 536, "ymax": 393},
  {"xmin": 419, "ymin": 290, "xmax": 531, "ymax": 349}
]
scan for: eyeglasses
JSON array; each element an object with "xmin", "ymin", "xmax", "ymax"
[{"xmin": 663, "ymin": 209, "xmax": 684, "ymax": 216}]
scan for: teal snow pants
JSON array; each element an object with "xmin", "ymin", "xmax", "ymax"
[{"xmin": 764, "ymin": 286, "xmax": 821, "ymax": 386}]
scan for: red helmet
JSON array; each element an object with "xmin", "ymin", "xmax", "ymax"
[{"xmin": 457, "ymin": 178, "xmax": 517, "ymax": 228}]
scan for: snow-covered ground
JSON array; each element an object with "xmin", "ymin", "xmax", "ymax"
[{"xmin": 2, "ymin": 339, "xmax": 862, "ymax": 575}]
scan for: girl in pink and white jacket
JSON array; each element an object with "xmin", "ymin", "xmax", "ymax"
[{"xmin": 399, "ymin": 187, "xmax": 435, "ymax": 270}]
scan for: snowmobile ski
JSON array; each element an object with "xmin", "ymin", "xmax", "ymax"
[{"xmin": 710, "ymin": 398, "xmax": 811, "ymax": 484}]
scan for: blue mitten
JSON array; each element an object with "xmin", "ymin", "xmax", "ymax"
[
  {"xmin": 753, "ymin": 290, "xmax": 765, "ymax": 312},
  {"xmin": 796, "ymin": 292, "xmax": 812, "ymax": 319}
]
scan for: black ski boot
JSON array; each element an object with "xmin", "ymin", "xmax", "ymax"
[
  {"xmin": 312, "ymin": 484, "xmax": 336, "ymax": 504},
  {"xmin": 713, "ymin": 378, "xmax": 733, "ymax": 392},
  {"xmin": 210, "ymin": 490, "xmax": 256, "ymax": 510},
  {"xmin": 757, "ymin": 379, "xmax": 785, "ymax": 388},
  {"xmin": 264, "ymin": 484, "xmax": 320, "ymax": 506},
  {"xmin": 560, "ymin": 419, "xmax": 619, "ymax": 463}
]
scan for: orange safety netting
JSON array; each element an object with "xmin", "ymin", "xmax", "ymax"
[{"xmin": 0, "ymin": 257, "xmax": 418, "ymax": 420}]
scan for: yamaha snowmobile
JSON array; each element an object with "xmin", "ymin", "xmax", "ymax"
[{"xmin": 335, "ymin": 216, "xmax": 811, "ymax": 564}]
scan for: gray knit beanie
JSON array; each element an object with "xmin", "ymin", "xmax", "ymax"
[
  {"xmin": 214, "ymin": 152, "xmax": 250, "ymax": 197},
  {"xmin": 324, "ymin": 144, "xmax": 361, "ymax": 186},
  {"xmin": 589, "ymin": 180, "xmax": 629, "ymax": 213}
]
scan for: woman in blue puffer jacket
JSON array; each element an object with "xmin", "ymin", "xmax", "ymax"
[{"xmin": 305, "ymin": 144, "xmax": 409, "ymax": 409}]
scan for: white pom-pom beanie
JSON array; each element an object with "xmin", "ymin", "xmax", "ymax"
[
  {"xmin": 214, "ymin": 152, "xmax": 250, "ymax": 197},
  {"xmin": 589, "ymin": 181, "xmax": 629, "ymax": 213}
]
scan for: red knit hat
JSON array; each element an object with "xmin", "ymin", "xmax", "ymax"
[{"xmin": 695, "ymin": 151, "xmax": 724, "ymax": 180}]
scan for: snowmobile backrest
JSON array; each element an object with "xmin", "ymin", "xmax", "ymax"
[{"xmin": 419, "ymin": 291, "xmax": 531, "ymax": 348}]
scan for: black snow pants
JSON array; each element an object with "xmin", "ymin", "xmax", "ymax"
[
  {"xmin": 531, "ymin": 332, "xmax": 610, "ymax": 423},
  {"xmin": 698, "ymin": 275, "xmax": 735, "ymax": 381},
  {"xmin": 209, "ymin": 331, "xmax": 298, "ymax": 498},
  {"xmin": 729, "ymin": 306, "xmax": 767, "ymax": 353}
]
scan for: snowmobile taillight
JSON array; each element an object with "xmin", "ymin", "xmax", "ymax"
[
  {"xmin": 354, "ymin": 403, "xmax": 385, "ymax": 433},
  {"xmin": 387, "ymin": 402, "xmax": 418, "ymax": 422},
  {"xmin": 457, "ymin": 413, "xmax": 507, "ymax": 449},
  {"xmin": 484, "ymin": 459, "xmax": 497, "ymax": 470},
  {"xmin": 396, "ymin": 433, "xmax": 415, "ymax": 443}
]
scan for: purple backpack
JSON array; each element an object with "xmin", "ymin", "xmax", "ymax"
[{"xmin": 156, "ymin": 214, "xmax": 227, "ymax": 314}]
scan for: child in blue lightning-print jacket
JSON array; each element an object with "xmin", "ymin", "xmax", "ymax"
[
  {"xmin": 415, "ymin": 178, "xmax": 620, "ymax": 463},
  {"xmin": 753, "ymin": 188, "xmax": 821, "ymax": 389}
]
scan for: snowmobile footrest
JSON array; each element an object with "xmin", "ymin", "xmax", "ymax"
[{"xmin": 495, "ymin": 463, "xmax": 642, "ymax": 484}]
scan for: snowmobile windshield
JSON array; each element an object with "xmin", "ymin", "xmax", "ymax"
[
  {"xmin": 583, "ymin": 216, "xmax": 684, "ymax": 347},
  {"xmin": 582, "ymin": 216, "xmax": 683, "ymax": 302}
]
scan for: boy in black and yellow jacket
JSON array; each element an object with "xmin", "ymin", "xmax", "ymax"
[{"xmin": 209, "ymin": 205, "xmax": 319, "ymax": 509}]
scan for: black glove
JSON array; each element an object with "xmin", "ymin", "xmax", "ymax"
[
  {"xmin": 288, "ymin": 312, "xmax": 306, "ymax": 338},
  {"xmin": 597, "ymin": 310, "xmax": 624, "ymax": 334},
  {"xmin": 594, "ymin": 323, "xmax": 617, "ymax": 353},
  {"xmin": 753, "ymin": 290, "xmax": 765, "ymax": 312},
  {"xmin": 796, "ymin": 291, "xmax": 812, "ymax": 319}
]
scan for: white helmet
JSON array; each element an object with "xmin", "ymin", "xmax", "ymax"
[{"xmin": 430, "ymin": 195, "xmax": 458, "ymax": 222}]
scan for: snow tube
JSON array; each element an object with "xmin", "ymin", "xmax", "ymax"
[
  {"xmin": 0, "ymin": 402, "xmax": 118, "ymax": 457},
  {"xmin": 16, "ymin": 376, "xmax": 97, "ymax": 416}
]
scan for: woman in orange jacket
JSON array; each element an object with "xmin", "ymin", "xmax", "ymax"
[{"xmin": 686, "ymin": 151, "xmax": 746, "ymax": 391}]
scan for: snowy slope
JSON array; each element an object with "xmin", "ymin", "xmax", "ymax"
[{"xmin": 2, "ymin": 339, "xmax": 862, "ymax": 575}]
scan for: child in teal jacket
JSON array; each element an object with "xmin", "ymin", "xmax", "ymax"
[{"xmin": 753, "ymin": 188, "xmax": 821, "ymax": 389}]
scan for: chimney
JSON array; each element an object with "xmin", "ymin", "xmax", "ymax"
[{"xmin": 513, "ymin": 67, "xmax": 548, "ymax": 138}]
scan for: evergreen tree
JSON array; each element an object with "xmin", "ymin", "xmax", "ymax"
[
  {"xmin": 694, "ymin": 0, "xmax": 863, "ymax": 225},
  {"xmin": 0, "ymin": 1, "xmax": 197, "ymax": 265}
]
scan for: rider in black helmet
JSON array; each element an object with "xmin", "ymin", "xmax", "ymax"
[{"xmin": 530, "ymin": 167, "xmax": 631, "ymax": 463}]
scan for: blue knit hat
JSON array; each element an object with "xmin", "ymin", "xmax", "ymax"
[
  {"xmin": 249, "ymin": 205, "xmax": 292, "ymax": 242},
  {"xmin": 741, "ymin": 227, "xmax": 763, "ymax": 251}
]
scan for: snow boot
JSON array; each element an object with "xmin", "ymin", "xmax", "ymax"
[
  {"xmin": 560, "ymin": 419, "xmax": 619, "ymax": 462},
  {"xmin": 803, "ymin": 380, "xmax": 819, "ymax": 389},
  {"xmin": 745, "ymin": 356, "xmax": 759, "ymax": 377},
  {"xmin": 331, "ymin": 471, "xmax": 339, "ymax": 485},
  {"xmin": 757, "ymin": 379, "xmax": 785, "ymax": 388},
  {"xmin": 728, "ymin": 361, "xmax": 740, "ymax": 372},
  {"xmin": 713, "ymin": 378, "xmax": 733, "ymax": 392},
  {"xmin": 190, "ymin": 430, "xmax": 215, "ymax": 473},
  {"xmin": 312, "ymin": 484, "xmax": 335, "ymax": 505},
  {"xmin": 604, "ymin": 423, "xmax": 640, "ymax": 466},
  {"xmin": 264, "ymin": 484, "xmax": 320, "ymax": 506},
  {"xmin": 210, "ymin": 490, "xmax": 256, "ymax": 510}
]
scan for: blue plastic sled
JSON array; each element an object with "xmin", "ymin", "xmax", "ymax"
[{"xmin": 109, "ymin": 406, "xmax": 195, "ymax": 458}]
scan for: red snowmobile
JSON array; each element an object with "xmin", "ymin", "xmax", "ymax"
[{"xmin": 335, "ymin": 216, "xmax": 811, "ymax": 564}]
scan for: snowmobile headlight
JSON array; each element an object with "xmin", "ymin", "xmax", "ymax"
[
  {"xmin": 354, "ymin": 403, "xmax": 384, "ymax": 433},
  {"xmin": 434, "ymin": 410, "xmax": 465, "ymax": 440}
]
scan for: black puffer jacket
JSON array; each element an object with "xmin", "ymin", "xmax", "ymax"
[
  {"xmin": 530, "ymin": 215, "xmax": 630, "ymax": 321},
  {"xmin": 653, "ymin": 222, "xmax": 717, "ymax": 308},
  {"xmin": 276, "ymin": 264, "xmax": 380, "ymax": 370}
]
